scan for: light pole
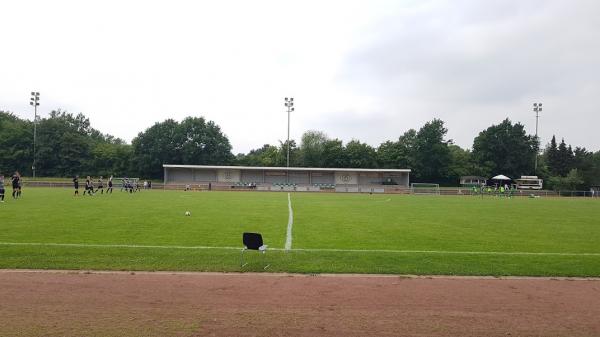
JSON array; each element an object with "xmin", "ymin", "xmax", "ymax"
[
  {"xmin": 284, "ymin": 97, "xmax": 294, "ymax": 168},
  {"xmin": 30, "ymin": 92, "xmax": 40, "ymax": 179},
  {"xmin": 533, "ymin": 102, "xmax": 542, "ymax": 173}
]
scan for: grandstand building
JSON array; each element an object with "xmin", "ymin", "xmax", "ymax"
[{"xmin": 163, "ymin": 164, "xmax": 410, "ymax": 192}]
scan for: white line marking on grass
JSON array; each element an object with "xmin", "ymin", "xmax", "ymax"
[
  {"xmin": 285, "ymin": 193, "xmax": 294, "ymax": 251},
  {"xmin": 288, "ymin": 248, "xmax": 600, "ymax": 256},
  {"xmin": 0, "ymin": 242, "xmax": 598, "ymax": 257},
  {"xmin": 0, "ymin": 242, "xmax": 240, "ymax": 250}
]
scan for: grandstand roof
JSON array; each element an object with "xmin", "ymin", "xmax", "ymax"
[{"xmin": 163, "ymin": 164, "xmax": 410, "ymax": 173}]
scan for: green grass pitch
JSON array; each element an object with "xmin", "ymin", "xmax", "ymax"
[{"xmin": 0, "ymin": 188, "xmax": 599, "ymax": 276}]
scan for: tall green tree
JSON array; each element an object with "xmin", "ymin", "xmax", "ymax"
[
  {"xmin": 91, "ymin": 142, "xmax": 133, "ymax": 177},
  {"xmin": 555, "ymin": 138, "xmax": 574, "ymax": 176},
  {"xmin": 413, "ymin": 119, "xmax": 451, "ymax": 182},
  {"xmin": 447, "ymin": 145, "xmax": 474, "ymax": 184},
  {"xmin": 591, "ymin": 151, "xmax": 600, "ymax": 187},
  {"xmin": 545, "ymin": 135, "xmax": 560, "ymax": 175},
  {"xmin": 472, "ymin": 119, "xmax": 537, "ymax": 179},
  {"xmin": 178, "ymin": 117, "xmax": 234, "ymax": 165},
  {"xmin": 132, "ymin": 117, "xmax": 233, "ymax": 178},
  {"xmin": 1, "ymin": 110, "xmax": 131, "ymax": 178},
  {"xmin": 321, "ymin": 139, "xmax": 347, "ymax": 168},
  {"xmin": 377, "ymin": 129, "xmax": 417, "ymax": 169},
  {"xmin": 131, "ymin": 119, "xmax": 180, "ymax": 178},
  {"xmin": 345, "ymin": 140, "xmax": 377, "ymax": 168},
  {"xmin": 0, "ymin": 111, "xmax": 33, "ymax": 176},
  {"xmin": 549, "ymin": 169, "xmax": 584, "ymax": 191},
  {"xmin": 36, "ymin": 110, "xmax": 95, "ymax": 176},
  {"xmin": 571, "ymin": 147, "xmax": 596, "ymax": 189},
  {"xmin": 278, "ymin": 139, "xmax": 300, "ymax": 167},
  {"xmin": 236, "ymin": 144, "xmax": 280, "ymax": 167},
  {"xmin": 299, "ymin": 130, "xmax": 329, "ymax": 167}
]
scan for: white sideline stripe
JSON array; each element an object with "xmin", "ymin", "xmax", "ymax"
[
  {"xmin": 1, "ymin": 242, "xmax": 599, "ymax": 256},
  {"xmin": 287, "ymin": 248, "xmax": 600, "ymax": 256},
  {"xmin": 0, "ymin": 242, "xmax": 240, "ymax": 250},
  {"xmin": 285, "ymin": 193, "xmax": 293, "ymax": 251}
]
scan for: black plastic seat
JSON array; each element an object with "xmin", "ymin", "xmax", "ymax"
[{"xmin": 241, "ymin": 232, "xmax": 269, "ymax": 269}]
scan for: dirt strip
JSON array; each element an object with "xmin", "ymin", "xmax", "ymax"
[{"xmin": 1, "ymin": 270, "xmax": 599, "ymax": 337}]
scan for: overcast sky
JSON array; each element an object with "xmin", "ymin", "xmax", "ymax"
[{"xmin": 1, "ymin": 0, "xmax": 599, "ymax": 153}]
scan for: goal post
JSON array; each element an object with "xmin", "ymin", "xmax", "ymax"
[
  {"xmin": 411, "ymin": 183, "xmax": 441, "ymax": 195},
  {"xmin": 113, "ymin": 177, "xmax": 140, "ymax": 189}
]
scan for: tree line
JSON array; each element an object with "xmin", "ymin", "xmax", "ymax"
[{"xmin": 1, "ymin": 110, "xmax": 599, "ymax": 190}]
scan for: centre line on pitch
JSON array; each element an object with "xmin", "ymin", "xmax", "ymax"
[{"xmin": 285, "ymin": 193, "xmax": 294, "ymax": 251}]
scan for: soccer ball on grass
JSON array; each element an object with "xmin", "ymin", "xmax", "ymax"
[{"xmin": 185, "ymin": 211, "xmax": 191, "ymax": 216}]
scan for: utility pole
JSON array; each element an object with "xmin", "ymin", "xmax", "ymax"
[
  {"xmin": 533, "ymin": 102, "xmax": 542, "ymax": 173},
  {"xmin": 30, "ymin": 92, "xmax": 40, "ymax": 179}
]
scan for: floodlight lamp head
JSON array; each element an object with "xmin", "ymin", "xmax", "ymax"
[
  {"xmin": 538, "ymin": 103, "xmax": 542, "ymax": 107},
  {"xmin": 285, "ymin": 97, "xmax": 289, "ymax": 101},
  {"xmin": 291, "ymin": 107, "xmax": 295, "ymax": 111},
  {"xmin": 36, "ymin": 103, "xmax": 40, "ymax": 106},
  {"xmin": 35, "ymin": 92, "xmax": 40, "ymax": 96},
  {"xmin": 290, "ymin": 97, "xmax": 294, "ymax": 102},
  {"xmin": 31, "ymin": 92, "xmax": 35, "ymax": 96},
  {"xmin": 30, "ymin": 102, "xmax": 33, "ymax": 106}
]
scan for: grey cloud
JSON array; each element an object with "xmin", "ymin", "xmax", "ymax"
[{"xmin": 334, "ymin": 0, "xmax": 600, "ymax": 150}]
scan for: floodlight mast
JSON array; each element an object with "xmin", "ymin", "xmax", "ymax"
[
  {"xmin": 284, "ymin": 97, "xmax": 295, "ymax": 174},
  {"xmin": 30, "ymin": 92, "xmax": 40, "ymax": 179},
  {"xmin": 533, "ymin": 102, "xmax": 542, "ymax": 173}
]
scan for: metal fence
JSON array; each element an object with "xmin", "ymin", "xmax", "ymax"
[
  {"xmin": 442, "ymin": 187, "xmax": 599, "ymax": 198},
  {"xmin": 555, "ymin": 190, "xmax": 599, "ymax": 198}
]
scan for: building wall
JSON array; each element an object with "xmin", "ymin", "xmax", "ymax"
[
  {"xmin": 194, "ymin": 169, "xmax": 217, "ymax": 182},
  {"xmin": 264, "ymin": 171, "xmax": 287, "ymax": 184},
  {"xmin": 358, "ymin": 172, "xmax": 382, "ymax": 185},
  {"xmin": 217, "ymin": 169, "xmax": 241, "ymax": 183},
  {"xmin": 334, "ymin": 172, "xmax": 358, "ymax": 185},
  {"xmin": 241, "ymin": 170, "xmax": 264, "ymax": 183},
  {"xmin": 165, "ymin": 167, "xmax": 409, "ymax": 187},
  {"xmin": 289, "ymin": 171, "xmax": 309, "ymax": 184},
  {"xmin": 383, "ymin": 172, "xmax": 409, "ymax": 186},
  {"xmin": 166, "ymin": 168, "xmax": 193, "ymax": 183},
  {"xmin": 166, "ymin": 168, "xmax": 216, "ymax": 183},
  {"xmin": 397, "ymin": 172, "xmax": 409, "ymax": 186},
  {"xmin": 310, "ymin": 172, "xmax": 334, "ymax": 184}
]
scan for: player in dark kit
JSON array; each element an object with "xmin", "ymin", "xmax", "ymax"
[
  {"xmin": 96, "ymin": 176, "xmax": 104, "ymax": 194},
  {"xmin": 0, "ymin": 174, "xmax": 5, "ymax": 203},
  {"xmin": 107, "ymin": 176, "xmax": 113, "ymax": 194},
  {"xmin": 73, "ymin": 176, "xmax": 79, "ymax": 196},
  {"xmin": 85, "ymin": 176, "xmax": 94, "ymax": 196},
  {"xmin": 11, "ymin": 171, "xmax": 21, "ymax": 199}
]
